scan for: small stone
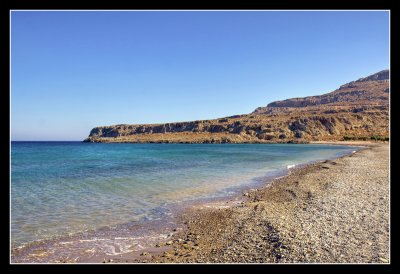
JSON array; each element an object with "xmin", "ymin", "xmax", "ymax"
[
  {"xmin": 166, "ymin": 241, "xmax": 173, "ymax": 245},
  {"xmin": 379, "ymin": 257, "xmax": 388, "ymax": 263},
  {"xmin": 140, "ymin": 252, "xmax": 150, "ymax": 256},
  {"xmin": 155, "ymin": 244, "xmax": 161, "ymax": 247}
]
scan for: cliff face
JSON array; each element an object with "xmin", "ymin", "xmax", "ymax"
[
  {"xmin": 254, "ymin": 70, "xmax": 389, "ymax": 110},
  {"xmin": 84, "ymin": 70, "xmax": 389, "ymax": 143}
]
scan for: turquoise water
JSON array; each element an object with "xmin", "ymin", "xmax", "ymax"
[{"xmin": 11, "ymin": 142, "xmax": 358, "ymax": 248}]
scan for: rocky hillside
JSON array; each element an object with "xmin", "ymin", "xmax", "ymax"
[
  {"xmin": 254, "ymin": 70, "xmax": 389, "ymax": 110},
  {"xmin": 84, "ymin": 70, "xmax": 389, "ymax": 143}
]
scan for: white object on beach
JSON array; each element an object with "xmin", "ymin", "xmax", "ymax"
[{"xmin": 287, "ymin": 164, "xmax": 296, "ymax": 169}]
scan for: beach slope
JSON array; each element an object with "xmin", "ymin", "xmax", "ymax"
[{"xmin": 142, "ymin": 143, "xmax": 389, "ymax": 263}]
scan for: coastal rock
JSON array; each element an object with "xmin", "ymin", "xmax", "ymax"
[{"xmin": 84, "ymin": 70, "xmax": 389, "ymax": 143}]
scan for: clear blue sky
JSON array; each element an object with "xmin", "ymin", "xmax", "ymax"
[{"xmin": 11, "ymin": 11, "xmax": 389, "ymax": 141}]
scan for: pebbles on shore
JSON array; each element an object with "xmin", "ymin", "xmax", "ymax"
[{"xmin": 144, "ymin": 143, "xmax": 389, "ymax": 263}]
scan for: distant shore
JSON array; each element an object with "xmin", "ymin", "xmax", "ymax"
[{"xmin": 125, "ymin": 141, "xmax": 389, "ymax": 263}]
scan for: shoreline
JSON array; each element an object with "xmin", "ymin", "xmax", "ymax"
[
  {"xmin": 11, "ymin": 145, "xmax": 349, "ymax": 263},
  {"xmin": 134, "ymin": 141, "xmax": 389, "ymax": 263},
  {"xmin": 11, "ymin": 141, "xmax": 388, "ymax": 263}
]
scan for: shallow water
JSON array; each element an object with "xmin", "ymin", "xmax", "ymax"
[{"xmin": 11, "ymin": 142, "xmax": 359, "ymax": 251}]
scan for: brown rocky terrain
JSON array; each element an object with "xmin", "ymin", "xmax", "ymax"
[{"xmin": 84, "ymin": 70, "xmax": 389, "ymax": 143}]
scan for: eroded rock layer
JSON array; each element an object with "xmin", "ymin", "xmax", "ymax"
[{"xmin": 84, "ymin": 70, "xmax": 389, "ymax": 143}]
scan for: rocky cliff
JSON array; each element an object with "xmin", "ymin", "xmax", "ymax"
[
  {"xmin": 84, "ymin": 70, "xmax": 389, "ymax": 143},
  {"xmin": 254, "ymin": 70, "xmax": 389, "ymax": 110}
]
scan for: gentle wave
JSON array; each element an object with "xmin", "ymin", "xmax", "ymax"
[{"xmin": 11, "ymin": 142, "xmax": 359, "ymax": 249}]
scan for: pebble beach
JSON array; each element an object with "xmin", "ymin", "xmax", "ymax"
[{"xmin": 132, "ymin": 142, "xmax": 389, "ymax": 263}]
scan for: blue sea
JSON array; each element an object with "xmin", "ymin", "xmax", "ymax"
[{"xmin": 11, "ymin": 142, "xmax": 359, "ymax": 260}]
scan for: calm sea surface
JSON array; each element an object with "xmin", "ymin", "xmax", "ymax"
[{"xmin": 11, "ymin": 142, "xmax": 359, "ymax": 248}]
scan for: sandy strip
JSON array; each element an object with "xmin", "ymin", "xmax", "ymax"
[{"xmin": 132, "ymin": 142, "xmax": 389, "ymax": 263}]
